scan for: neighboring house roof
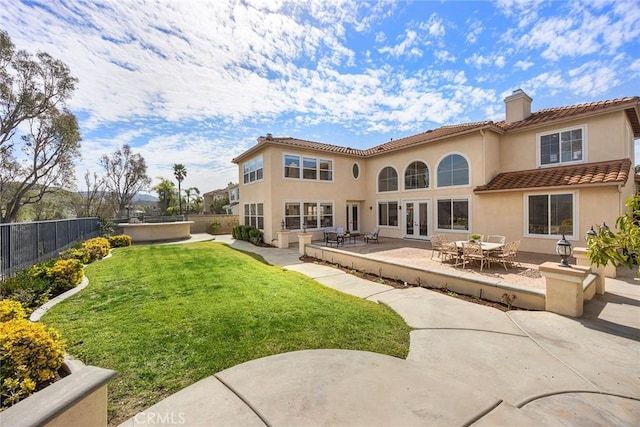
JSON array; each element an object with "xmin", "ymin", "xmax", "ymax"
[
  {"xmin": 474, "ymin": 158, "xmax": 632, "ymax": 193},
  {"xmin": 232, "ymin": 96, "xmax": 640, "ymax": 163}
]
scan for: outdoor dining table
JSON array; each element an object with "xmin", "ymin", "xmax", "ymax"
[{"xmin": 454, "ymin": 241, "xmax": 504, "ymax": 253}]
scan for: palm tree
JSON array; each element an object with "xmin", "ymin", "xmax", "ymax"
[
  {"xmin": 153, "ymin": 177, "xmax": 177, "ymax": 215},
  {"xmin": 184, "ymin": 187, "xmax": 201, "ymax": 214},
  {"xmin": 173, "ymin": 164, "xmax": 187, "ymax": 215}
]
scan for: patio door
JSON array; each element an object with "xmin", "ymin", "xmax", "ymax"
[
  {"xmin": 346, "ymin": 203, "xmax": 360, "ymax": 233},
  {"xmin": 404, "ymin": 200, "xmax": 429, "ymax": 239}
]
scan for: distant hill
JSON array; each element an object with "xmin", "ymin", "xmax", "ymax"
[
  {"xmin": 77, "ymin": 191, "xmax": 159, "ymax": 203},
  {"xmin": 132, "ymin": 193, "xmax": 158, "ymax": 202}
]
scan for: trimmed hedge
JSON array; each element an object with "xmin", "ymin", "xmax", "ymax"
[
  {"xmin": 232, "ymin": 225, "xmax": 264, "ymax": 245},
  {"xmin": 0, "ymin": 300, "xmax": 66, "ymax": 409}
]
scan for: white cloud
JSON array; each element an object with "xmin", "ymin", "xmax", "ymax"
[
  {"xmin": 434, "ymin": 49, "xmax": 456, "ymax": 63},
  {"xmin": 465, "ymin": 53, "xmax": 506, "ymax": 69},
  {"xmin": 514, "ymin": 60, "xmax": 534, "ymax": 71},
  {"xmin": 465, "ymin": 19, "xmax": 483, "ymax": 44}
]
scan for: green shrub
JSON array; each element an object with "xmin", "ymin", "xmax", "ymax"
[
  {"xmin": 47, "ymin": 259, "xmax": 83, "ymax": 296},
  {"xmin": 232, "ymin": 225, "xmax": 263, "ymax": 245},
  {"xmin": 209, "ymin": 221, "xmax": 221, "ymax": 235},
  {"xmin": 59, "ymin": 246, "xmax": 91, "ymax": 264},
  {"xmin": 108, "ymin": 234, "xmax": 132, "ymax": 248},
  {"xmin": 0, "ymin": 270, "xmax": 51, "ymax": 312},
  {"xmin": 0, "ymin": 302, "xmax": 66, "ymax": 409},
  {"xmin": 82, "ymin": 237, "xmax": 111, "ymax": 262}
]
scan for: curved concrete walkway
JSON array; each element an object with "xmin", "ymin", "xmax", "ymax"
[{"xmin": 121, "ymin": 235, "xmax": 640, "ymax": 426}]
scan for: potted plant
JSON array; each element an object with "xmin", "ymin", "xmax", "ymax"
[{"xmin": 469, "ymin": 233, "xmax": 482, "ymax": 243}]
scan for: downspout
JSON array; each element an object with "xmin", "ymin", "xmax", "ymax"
[{"xmin": 480, "ymin": 129, "xmax": 486, "ymax": 184}]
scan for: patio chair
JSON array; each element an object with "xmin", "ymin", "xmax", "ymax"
[
  {"xmin": 441, "ymin": 241, "xmax": 463, "ymax": 267},
  {"xmin": 364, "ymin": 229, "xmax": 379, "ymax": 244},
  {"xmin": 430, "ymin": 234, "xmax": 448, "ymax": 259},
  {"xmin": 325, "ymin": 231, "xmax": 342, "ymax": 247},
  {"xmin": 488, "ymin": 241, "xmax": 516, "ymax": 271},
  {"xmin": 486, "ymin": 234, "xmax": 506, "ymax": 244},
  {"xmin": 336, "ymin": 226, "xmax": 345, "ymax": 236},
  {"xmin": 462, "ymin": 242, "xmax": 488, "ymax": 271}
]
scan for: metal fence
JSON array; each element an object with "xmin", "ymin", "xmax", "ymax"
[{"xmin": 0, "ymin": 217, "xmax": 100, "ymax": 279}]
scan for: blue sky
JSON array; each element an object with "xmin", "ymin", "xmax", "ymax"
[{"xmin": 2, "ymin": 0, "xmax": 639, "ymax": 193}]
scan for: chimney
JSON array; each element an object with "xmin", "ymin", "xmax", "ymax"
[
  {"xmin": 504, "ymin": 89, "xmax": 532, "ymax": 124},
  {"xmin": 266, "ymin": 133, "xmax": 273, "ymax": 140}
]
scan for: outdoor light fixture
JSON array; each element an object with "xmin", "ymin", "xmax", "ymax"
[
  {"xmin": 302, "ymin": 220, "xmax": 307, "ymax": 233},
  {"xmin": 602, "ymin": 221, "xmax": 609, "ymax": 231},
  {"xmin": 281, "ymin": 220, "xmax": 285, "ymax": 231},
  {"xmin": 585, "ymin": 226, "xmax": 597, "ymax": 240},
  {"xmin": 555, "ymin": 234, "xmax": 572, "ymax": 267}
]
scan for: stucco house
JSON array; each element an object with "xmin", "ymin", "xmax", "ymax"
[{"xmin": 232, "ymin": 90, "xmax": 639, "ymax": 254}]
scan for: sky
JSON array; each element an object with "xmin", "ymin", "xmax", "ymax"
[{"xmin": 1, "ymin": 0, "xmax": 639, "ymax": 195}]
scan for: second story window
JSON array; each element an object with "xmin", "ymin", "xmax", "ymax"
[
  {"xmin": 243, "ymin": 155, "xmax": 263, "ymax": 184},
  {"xmin": 378, "ymin": 166, "xmax": 398, "ymax": 192},
  {"xmin": 437, "ymin": 154, "xmax": 468, "ymax": 187},
  {"xmin": 405, "ymin": 161, "xmax": 429, "ymax": 190},
  {"xmin": 539, "ymin": 126, "xmax": 584, "ymax": 166},
  {"xmin": 284, "ymin": 154, "xmax": 333, "ymax": 181}
]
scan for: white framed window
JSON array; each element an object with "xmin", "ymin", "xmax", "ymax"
[
  {"xmin": 378, "ymin": 166, "xmax": 398, "ymax": 192},
  {"xmin": 352, "ymin": 162, "xmax": 360, "ymax": 179},
  {"xmin": 437, "ymin": 154, "xmax": 469, "ymax": 187},
  {"xmin": 243, "ymin": 202, "xmax": 264, "ymax": 229},
  {"xmin": 377, "ymin": 200, "xmax": 399, "ymax": 227},
  {"xmin": 436, "ymin": 198, "xmax": 469, "ymax": 232},
  {"xmin": 538, "ymin": 125, "xmax": 586, "ymax": 166},
  {"xmin": 284, "ymin": 201, "xmax": 334, "ymax": 230},
  {"xmin": 243, "ymin": 155, "xmax": 263, "ymax": 184},
  {"xmin": 404, "ymin": 160, "xmax": 429, "ymax": 190},
  {"xmin": 284, "ymin": 154, "xmax": 333, "ymax": 181},
  {"xmin": 525, "ymin": 192, "xmax": 575, "ymax": 238}
]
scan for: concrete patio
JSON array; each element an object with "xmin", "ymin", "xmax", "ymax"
[{"xmin": 119, "ymin": 235, "xmax": 640, "ymax": 426}]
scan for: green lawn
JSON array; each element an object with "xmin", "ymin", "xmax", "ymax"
[{"xmin": 43, "ymin": 242, "xmax": 410, "ymax": 425}]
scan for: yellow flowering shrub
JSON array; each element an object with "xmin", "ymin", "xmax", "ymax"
[
  {"xmin": 47, "ymin": 259, "xmax": 83, "ymax": 295},
  {"xmin": 108, "ymin": 234, "xmax": 132, "ymax": 248},
  {"xmin": 0, "ymin": 302, "xmax": 65, "ymax": 409},
  {"xmin": 0, "ymin": 300, "xmax": 27, "ymax": 322},
  {"xmin": 59, "ymin": 246, "xmax": 91, "ymax": 264},
  {"xmin": 82, "ymin": 237, "xmax": 111, "ymax": 262}
]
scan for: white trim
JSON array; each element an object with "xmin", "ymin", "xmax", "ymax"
[
  {"xmin": 243, "ymin": 201, "xmax": 265, "ymax": 230},
  {"xmin": 376, "ymin": 199, "xmax": 400, "ymax": 228},
  {"xmin": 434, "ymin": 196, "xmax": 471, "ymax": 233},
  {"xmin": 282, "ymin": 199, "xmax": 335, "ymax": 231},
  {"xmin": 242, "ymin": 154, "xmax": 264, "ymax": 185},
  {"xmin": 352, "ymin": 162, "xmax": 361, "ymax": 180},
  {"xmin": 536, "ymin": 124, "xmax": 588, "ymax": 168},
  {"xmin": 523, "ymin": 191, "xmax": 578, "ymax": 240},
  {"xmin": 435, "ymin": 152, "xmax": 471, "ymax": 189},
  {"xmin": 376, "ymin": 164, "xmax": 400, "ymax": 194},
  {"xmin": 402, "ymin": 159, "xmax": 431, "ymax": 191},
  {"xmin": 401, "ymin": 198, "xmax": 432, "ymax": 239},
  {"xmin": 282, "ymin": 152, "xmax": 334, "ymax": 182}
]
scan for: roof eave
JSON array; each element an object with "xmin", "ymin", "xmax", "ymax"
[
  {"xmin": 367, "ymin": 124, "xmax": 503, "ymax": 157},
  {"xmin": 474, "ymin": 181, "xmax": 625, "ymax": 194}
]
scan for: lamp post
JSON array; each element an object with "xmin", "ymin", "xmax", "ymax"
[{"xmin": 556, "ymin": 234, "xmax": 572, "ymax": 267}]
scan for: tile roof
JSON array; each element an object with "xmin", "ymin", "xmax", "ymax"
[
  {"xmin": 496, "ymin": 97, "xmax": 640, "ymax": 136},
  {"xmin": 362, "ymin": 121, "xmax": 497, "ymax": 156},
  {"xmin": 232, "ymin": 96, "xmax": 639, "ymax": 162},
  {"xmin": 474, "ymin": 159, "xmax": 632, "ymax": 193}
]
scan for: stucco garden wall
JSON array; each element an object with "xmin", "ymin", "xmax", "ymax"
[{"xmin": 188, "ymin": 214, "xmax": 239, "ymax": 234}]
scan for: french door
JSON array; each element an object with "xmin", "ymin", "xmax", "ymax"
[
  {"xmin": 403, "ymin": 200, "xmax": 430, "ymax": 239},
  {"xmin": 346, "ymin": 203, "xmax": 360, "ymax": 233}
]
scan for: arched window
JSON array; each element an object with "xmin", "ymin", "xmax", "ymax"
[
  {"xmin": 378, "ymin": 166, "xmax": 398, "ymax": 192},
  {"xmin": 437, "ymin": 154, "xmax": 469, "ymax": 187},
  {"xmin": 404, "ymin": 161, "xmax": 429, "ymax": 189}
]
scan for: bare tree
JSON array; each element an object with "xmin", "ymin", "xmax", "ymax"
[
  {"xmin": 0, "ymin": 31, "xmax": 81, "ymax": 223},
  {"xmin": 70, "ymin": 170, "xmax": 108, "ymax": 218},
  {"xmin": 100, "ymin": 145, "xmax": 151, "ymax": 217}
]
